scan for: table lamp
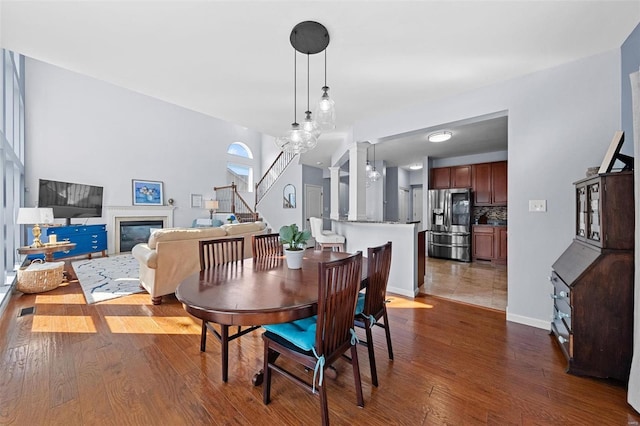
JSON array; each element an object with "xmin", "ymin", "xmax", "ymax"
[
  {"xmin": 17, "ymin": 207, "xmax": 54, "ymax": 248},
  {"xmin": 204, "ymin": 200, "xmax": 219, "ymax": 220}
]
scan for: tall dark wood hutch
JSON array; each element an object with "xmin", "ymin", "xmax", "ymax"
[{"xmin": 550, "ymin": 171, "xmax": 634, "ymax": 382}]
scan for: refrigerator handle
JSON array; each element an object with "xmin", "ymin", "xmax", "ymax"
[{"xmin": 444, "ymin": 190, "xmax": 451, "ymax": 231}]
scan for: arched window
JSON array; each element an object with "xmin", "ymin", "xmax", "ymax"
[
  {"xmin": 226, "ymin": 142, "xmax": 254, "ymax": 192},
  {"xmin": 227, "ymin": 142, "xmax": 253, "ymax": 159}
]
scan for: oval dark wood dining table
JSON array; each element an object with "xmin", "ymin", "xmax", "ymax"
[{"xmin": 175, "ymin": 248, "xmax": 366, "ymax": 384}]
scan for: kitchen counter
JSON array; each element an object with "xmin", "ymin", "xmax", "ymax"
[{"xmin": 331, "ymin": 220, "xmax": 419, "ymax": 298}]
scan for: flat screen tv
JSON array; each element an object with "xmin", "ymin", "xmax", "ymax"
[{"xmin": 38, "ymin": 179, "xmax": 104, "ymax": 226}]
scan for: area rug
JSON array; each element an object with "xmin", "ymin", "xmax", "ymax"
[{"xmin": 72, "ymin": 254, "xmax": 143, "ymax": 304}]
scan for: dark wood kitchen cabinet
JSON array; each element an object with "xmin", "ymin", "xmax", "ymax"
[
  {"xmin": 472, "ymin": 225, "xmax": 507, "ymax": 263},
  {"xmin": 549, "ymin": 171, "xmax": 633, "ymax": 382},
  {"xmin": 430, "ymin": 167, "xmax": 451, "ymax": 189},
  {"xmin": 451, "ymin": 165, "xmax": 471, "ymax": 188},
  {"xmin": 472, "ymin": 161, "xmax": 507, "ymax": 206},
  {"xmin": 472, "ymin": 226, "xmax": 494, "ymax": 260}
]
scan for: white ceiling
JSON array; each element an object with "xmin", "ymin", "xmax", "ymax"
[{"xmin": 2, "ymin": 1, "xmax": 639, "ymax": 169}]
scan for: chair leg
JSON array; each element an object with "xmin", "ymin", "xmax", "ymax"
[
  {"xmin": 263, "ymin": 343, "xmax": 272, "ymax": 404},
  {"xmin": 364, "ymin": 318, "xmax": 378, "ymax": 387},
  {"xmin": 319, "ymin": 381, "xmax": 330, "ymax": 426},
  {"xmin": 221, "ymin": 325, "xmax": 229, "ymax": 382},
  {"xmin": 350, "ymin": 344, "xmax": 365, "ymax": 407},
  {"xmin": 200, "ymin": 320, "xmax": 207, "ymax": 352},
  {"xmin": 382, "ymin": 307, "xmax": 394, "ymax": 360}
]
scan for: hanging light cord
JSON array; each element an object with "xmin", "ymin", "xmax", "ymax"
[
  {"xmin": 324, "ymin": 49, "xmax": 327, "ymax": 88},
  {"xmin": 293, "ymin": 47, "xmax": 297, "ymax": 124},
  {"xmin": 307, "ymin": 53, "xmax": 310, "ymax": 113}
]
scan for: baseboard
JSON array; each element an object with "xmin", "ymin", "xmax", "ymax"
[
  {"xmin": 506, "ymin": 310, "xmax": 550, "ymax": 330},
  {"xmin": 387, "ymin": 285, "xmax": 418, "ymax": 298}
]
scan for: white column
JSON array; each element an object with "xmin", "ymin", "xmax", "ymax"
[
  {"xmin": 329, "ymin": 167, "xmax": 340, "ymax": 220},
  {"xmin": 348, "ymin": 143, "xmax": 368, "ymax": 221}
]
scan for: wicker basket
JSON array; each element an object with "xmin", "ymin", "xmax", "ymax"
[{"xmin": 16, "ymin": 260, "xmax": 64, "ymax": 294}]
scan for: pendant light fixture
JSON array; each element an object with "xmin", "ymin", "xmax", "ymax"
[
  {"xmin": 315, "ymin": 49, "xmax": 336, "ymax": 131},
  {"xmin": 275, "ymin": 47, "xmax": 315, "ymax": 154},
  {"xmin": 302, "ymin": 53, "xmax": 321, "ymax": 143},
  {"xmin": 365, "ymin": 145, "xmax": 372, "ymax": 172},
  {"xmin": 368, "ymin": 143, "xmax": 381, "ymax": 182},
  {"xmin": 275, "ymin": 21, "xmax": 332, "ymax": 154}
]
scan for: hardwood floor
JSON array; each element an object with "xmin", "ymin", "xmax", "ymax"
[
  {"xmin": 420, "ymin": 256, "xmax": 508, "ymax": 311},
  {"xmin": 0, "ymin": 274, "xmax": 638, "ymax": 425}
]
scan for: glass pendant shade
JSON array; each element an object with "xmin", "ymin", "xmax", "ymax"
[
  {"xmin": 302, "ymin": 111, "xmax": 321, "ymax": 139},
  {"xmin": 275, "ymin": 123, "xmax": 316, "ymax": 154},
  {"xmin": 366, "ymin": 161, "xmax": 372, "ymax": 172},
  {"xmin": 315, "ymin": 86, "xmax": 336, "ymax": 130},
  {"xmin": 369, "ymin": 168, "xmax": 381, "ymax": 182}
]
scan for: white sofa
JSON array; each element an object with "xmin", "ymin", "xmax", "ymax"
[{"xmin": 132, "ymin": 221, "xmax": 268, "ymax": 304}]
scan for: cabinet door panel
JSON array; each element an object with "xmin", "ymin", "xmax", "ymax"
[
  {"xmin": 491, "ymin": 161, "xmax": 508, "ymax": 205},
  {"xmin": 472, "ymin": 163, "xmax": 491, "ymax": 205},
  {"xmin": 473, "ymin": 231, "xmax": 494, "ymax": 260},
  {"xmin": 430, "ymin": 167, "xmax": 451, "ymax": 189},
  {"xmin": 451, "ymin": 165, "xmax": 471, "ymax": 188}
]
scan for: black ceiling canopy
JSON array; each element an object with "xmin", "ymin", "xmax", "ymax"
[{"xmin": 290, "ymin": 21, "xmax": 330, "ymax": 55}]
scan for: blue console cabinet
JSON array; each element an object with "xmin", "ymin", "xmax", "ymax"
[{"xmin": 28, "ymin": 224, "xmax": 107, "ymax": 260}]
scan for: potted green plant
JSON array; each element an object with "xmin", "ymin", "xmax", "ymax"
[{"xmin": 278, "ymin": 223, "xmax": 311, "ymax": 269}]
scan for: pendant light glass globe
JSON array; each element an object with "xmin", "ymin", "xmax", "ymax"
[
  {"xmin": 275, "ymin": 123, "xmax": 316, "ymax": 154},
  {"xmin": 369, "ymin": 168, "xmax": 381, "ymax": 182},
  {"xmin": 302, "ymin": 111, "xmax": 321, "ymax": 139},
  {"xmin": 315, "ymin": 86, "xmax": 336, "ymax": 131}
]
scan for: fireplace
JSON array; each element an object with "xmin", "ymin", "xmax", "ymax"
[
  {"xmin": 105, "ymin": 206, "xmax": 175, "ymax": 254},
  {"xmin": 119, "ymin": 220, "xmax": 164, "ymax": 252}
]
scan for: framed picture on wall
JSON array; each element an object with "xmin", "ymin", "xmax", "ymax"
[
  {"xmin": 191, "ymin": 193, "xmax": 203, "ymax": 208},
  {"xmin": 132, "ymin": 179, "xmax": 164, "ymax": 206}
]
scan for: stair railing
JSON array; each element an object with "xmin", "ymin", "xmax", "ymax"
[
  {"xmin": 254, "ymin": 150, "xmax": 297, "ymax": 209},
  {"xmin": 213, "ymin": 182, "xmax": 258, "ymax": 222}
]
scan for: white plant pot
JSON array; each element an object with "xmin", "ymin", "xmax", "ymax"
[{"xmin": 284, "ymin": 248, "xmax": 305, "ymax": 269}]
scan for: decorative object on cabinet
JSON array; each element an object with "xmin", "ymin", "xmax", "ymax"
[
  {"xmin": 190, "ymin": 193, "xmax": 202, "ymax": 208},
  {"xmin": 132, "ymin": 179, "xmax": 163, "ymax": 206},
  {"xmin": 549, "ymin": 171, "xmax": 633, "ymax": 382},
  {"xmin": 283, "ymin": 184, "xmax": 296, "ymax": 208},
  {"xmin": 598, "ymin": 131, "xmax": 633, "ymax": 174},
  {"xmin": 27, "ymin": 224, "xmax": 107, "ymax": 261},
  {"xmin": 17, "ymin": 207, "xmax": 54, "ymax": 247}
]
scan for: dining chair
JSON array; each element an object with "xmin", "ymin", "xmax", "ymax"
[
  {"xmin": 261, "ymin": 251, "xmax": 364, "ymax": 426},
  {"xmin": 252, "ymin": 233, "xmax": 283, "ymax": 259},
  {"xmin": 198, "ymin": 237, "xmax": 259, "ymax": 382},
  {"xmin": 354, "ymin": 241, "xmax": 393, "ymax": 387},
  {"xmin": 309, "ymin": 217, "xmax": 345, "ymax": 252}
]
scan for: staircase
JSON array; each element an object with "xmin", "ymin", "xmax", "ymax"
[
  {"xmin": 213, "ymin": 182, "xmax": 258, "ymax": 222},
  {"xmin": 214, "ymin": 151, "xmax": 297, "ymax": 223}
]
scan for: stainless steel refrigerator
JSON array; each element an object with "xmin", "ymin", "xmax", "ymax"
[{"xmin": 427, "ymin": 188, "xmax": 472, "ymax": 262}]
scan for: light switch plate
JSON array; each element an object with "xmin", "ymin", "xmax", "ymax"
[{"xmin": 529, "ymin": 199, "xmax": 547, "ymax": 212}]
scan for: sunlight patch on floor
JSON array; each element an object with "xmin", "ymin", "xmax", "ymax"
[
  {"xmin": 105, "ymin": 316, "xmax": 200, "ymax": 334},
  {"xmin": 31, "ymin": 315, "xmax": 97, "ymax": 333}
]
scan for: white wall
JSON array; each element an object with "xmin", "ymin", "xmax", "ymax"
[
  {"xmin": 257, "ymin": 157, "xmax": 303, "ymax": 234},
  {"xmin": 351, "ymin": 50, "xmax": 622, "ymax": 329},
  {"xmin": 25, "ymin": 58, "xmax": 264, "ymax": 228}
]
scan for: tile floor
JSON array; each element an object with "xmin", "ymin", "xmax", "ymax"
[{"xmin": 418, "ymin": 256, "xmax": 507, "ymax": 311}]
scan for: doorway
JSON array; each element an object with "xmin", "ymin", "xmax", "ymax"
[{"xmin": 304, "ymin": 184, "xmax": 323, "ymax": 233}]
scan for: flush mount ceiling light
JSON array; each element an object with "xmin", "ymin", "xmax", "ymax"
[
  {"xmin": 275, "ymin": 21, "xmax": 333, "ymax": 154},
  {"xmin": 409, "ymin": 164, "xmax": 423, "ymax": 170},
  {"xmin": 428, "ymin": 131, "xmax": 453, "ymax": 143}
]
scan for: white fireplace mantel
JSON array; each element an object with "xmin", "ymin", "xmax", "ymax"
[{"xmin": 105, "ymin": 205, "xmax": 175, "ymax": 254}]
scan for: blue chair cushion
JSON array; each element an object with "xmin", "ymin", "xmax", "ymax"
[
  {"xmin": 211, "ymin": 219, "xmax": 224, "ymax": 227},
  {"xmin": 263, "ymin": 315, "xmax": 317, "ymax": 351},
  {"xmin": 355, "ymin": 293, "xmax": 365, "ymax": 315}
]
